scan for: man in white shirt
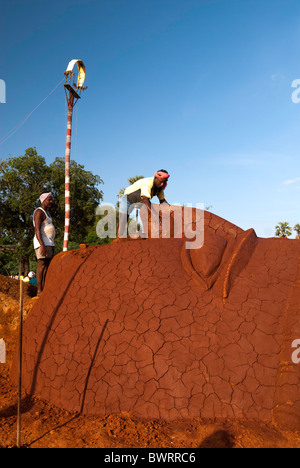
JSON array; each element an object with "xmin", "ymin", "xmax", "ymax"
[{"xmin": 33, "ymin": 192, "xmax": 56, "ymax": 295}]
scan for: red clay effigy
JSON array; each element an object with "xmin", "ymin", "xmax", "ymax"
[{"xmin": 11, "ymin": 205, "xmax": 300, "ymax": 429}]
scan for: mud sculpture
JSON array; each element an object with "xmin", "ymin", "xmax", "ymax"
[{"xmin": 11, "ymin": 205, "xmax": 300, "ymax": 429}]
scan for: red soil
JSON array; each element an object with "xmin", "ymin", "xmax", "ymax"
[{"xmin": 1, "ymin": 206, "xmax": 300, "ymax": 447}]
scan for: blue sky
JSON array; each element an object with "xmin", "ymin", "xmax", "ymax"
[{"xmin": 1, "ymin": 0, "xmax": 300, "ymax": 237}]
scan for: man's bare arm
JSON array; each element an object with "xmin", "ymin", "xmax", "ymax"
[
  {"xmin": 34, "ymin": 209, "xmax": 47, "ymax": 256},
  {"xmin": 159, "ymin": 198, "xmax": 169, "ymax": 205},
  {"xmin": 142, "ymin": 197, "xmax": 152, "ymax": 213}
]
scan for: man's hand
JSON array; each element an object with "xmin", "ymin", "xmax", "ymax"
[
  {"xmin": 40, "ymin": 244, "xmax": 47, "ymax": 257},
  {"xmin": 160, "ymin": 199, "xmax": 170, "ymax": 206}
]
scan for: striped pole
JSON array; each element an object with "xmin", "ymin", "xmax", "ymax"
[
  {"xmin": 63, "ymin": 100, "xmax": 74, "ymax": 251},
  {"xmin": 63, "ymin": 59, "xmax": 86, "ymax": 252}
]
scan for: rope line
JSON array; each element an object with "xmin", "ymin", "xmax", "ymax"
[{"xmin": 0, "ymin": 77, "xmax": 65, "ymax": 146}]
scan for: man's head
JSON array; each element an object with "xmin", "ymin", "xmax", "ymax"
[
  {"xmin": 154, "ymin": 169, "xmax": 170, "ymax": 190},
  {"xmin": 40, "ymin": 192, "xmax": 53, "ymax": 210}
]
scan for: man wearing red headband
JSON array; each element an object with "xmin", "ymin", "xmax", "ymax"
[{"xmin": 118, "ymin": 169, "xmax": 170, "ymax": 237}]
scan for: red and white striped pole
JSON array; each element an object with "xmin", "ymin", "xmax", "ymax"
[
  {"xmin": 63, "ymin": 59, "xmax": 86, "ymax": 251},
  {"xmin": 63, "ymin": 99, "xmax": 74, "ymax": 251}
]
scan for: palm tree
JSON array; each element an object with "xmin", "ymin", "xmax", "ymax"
[
  {"xmin": 128, "ymin": 175, "xmax": 144, "ymax": 185},
  {"xmin": 275, "ymin": 222, "xmax": 292, "ymax": 238},
  {"xmin": 118, "ymin": 186, "xmax": 125, "ymax": 199},
  {"xmin": 117, "ymin": 175, "xmax": 144, "ymax": 200},
  {"xmin": 294, "ymin": 223, "xmax": 300, "ymax": 239}
]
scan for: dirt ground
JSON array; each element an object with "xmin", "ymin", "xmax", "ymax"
[{"xmin": 0, "ymin": 274, "xmax": 299, "ymax": 448}]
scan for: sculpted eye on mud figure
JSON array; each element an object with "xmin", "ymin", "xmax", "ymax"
[{"xmin": 11, "ymin": 205, "xmax": 300, "ymax": 430}]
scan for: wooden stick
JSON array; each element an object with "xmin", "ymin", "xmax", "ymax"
[{"xmin": 17, "ymin": 278, "xmax": 23, "ymax": 448}]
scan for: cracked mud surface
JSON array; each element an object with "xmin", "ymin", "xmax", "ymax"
[
  {"xmin": 8, "ymin": 207, "xmax": 300, "ymax": 434},
  {"xmin": 0, "ymin": 314, "xmax": 299, "ymax": 448}
]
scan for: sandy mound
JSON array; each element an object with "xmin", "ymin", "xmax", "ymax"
[
  {"xmin": 0, "ymin": 275, "xmax": 37, "ymax": 361},
  {"xmin": 9, "ymin": 206, "xmax": 300, "ymax": 431},
  {"xmin": 1, "ymin": 219, "xmax": 300, "ymax": 447}
]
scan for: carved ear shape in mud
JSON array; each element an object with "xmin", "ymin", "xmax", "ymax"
[
  {"xmin": 222, "ymin": 228, "xmax": 257, "ymax": 299},
  {"xmin": 190, "ymin": 234, "xmax": 227, "ymax": 278},
  {"xmin": 181, "ymin": 228, "xmax": 258, "ymax": 300},
  {"xmin": 181, "ymin": 233, "xmax": 227, "ymax": 290}
]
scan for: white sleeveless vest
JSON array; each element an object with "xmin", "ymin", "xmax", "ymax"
[{"xmin": 33, "ymin": 207, "xmax": 56, "ymax": 249}]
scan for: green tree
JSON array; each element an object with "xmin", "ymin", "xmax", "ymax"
[
  {"xmin": 48, "ymin": 157, "xmax": 103, "ymax": 247},
  {"xmin": 0, "ymin": 147, "xmax": 50, "ymax": 274},
  {"xmin": 0, "ymin": 236, "xmax": 18, "ymax": 276},
  {"xmin": 294, "ymin": 223, "xmax": 300, "ymax": 239},
  {"xmin": 275, "ymin": 222, "xmax": 292, "ymax": 238},
  {"xmin": 0, "ymin": 148, "xmax": 104, "ymax": 275}
]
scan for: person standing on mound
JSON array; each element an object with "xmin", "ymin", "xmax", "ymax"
[
  {"xmin": 33, "ymin": 192, "xmax": 56, "ymax": 295},
  {"xmin": 118, "ymin": 169, "xmax": 170, "ymax": 237}
]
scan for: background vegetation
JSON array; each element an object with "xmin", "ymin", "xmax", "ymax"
[{"xmin": 0, "ymin": 147, "xmax": 105, "ymax": 275}]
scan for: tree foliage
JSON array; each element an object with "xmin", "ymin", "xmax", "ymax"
[
  {"xmin": 275, "ymin": 222, "xmax": 292, "ymax": 238},
  {"xmin": 49, "ymin": 157, "xmax": 103, "ymax": 245},
  {"xmin": 0, "ymin": 147, "xmax": 103, "ymax": 274},
  {"xmin": 0, "ymin": 148, "xmax": 50, "ymax": 262},
  {"xmin": 293, "ymin": 224, "xmax": 300, "ymax": 237}
]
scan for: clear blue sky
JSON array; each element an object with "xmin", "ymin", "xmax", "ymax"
[{"xmin": 1, "ymin": 0, "xmax": 300, "ymax": 237}]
